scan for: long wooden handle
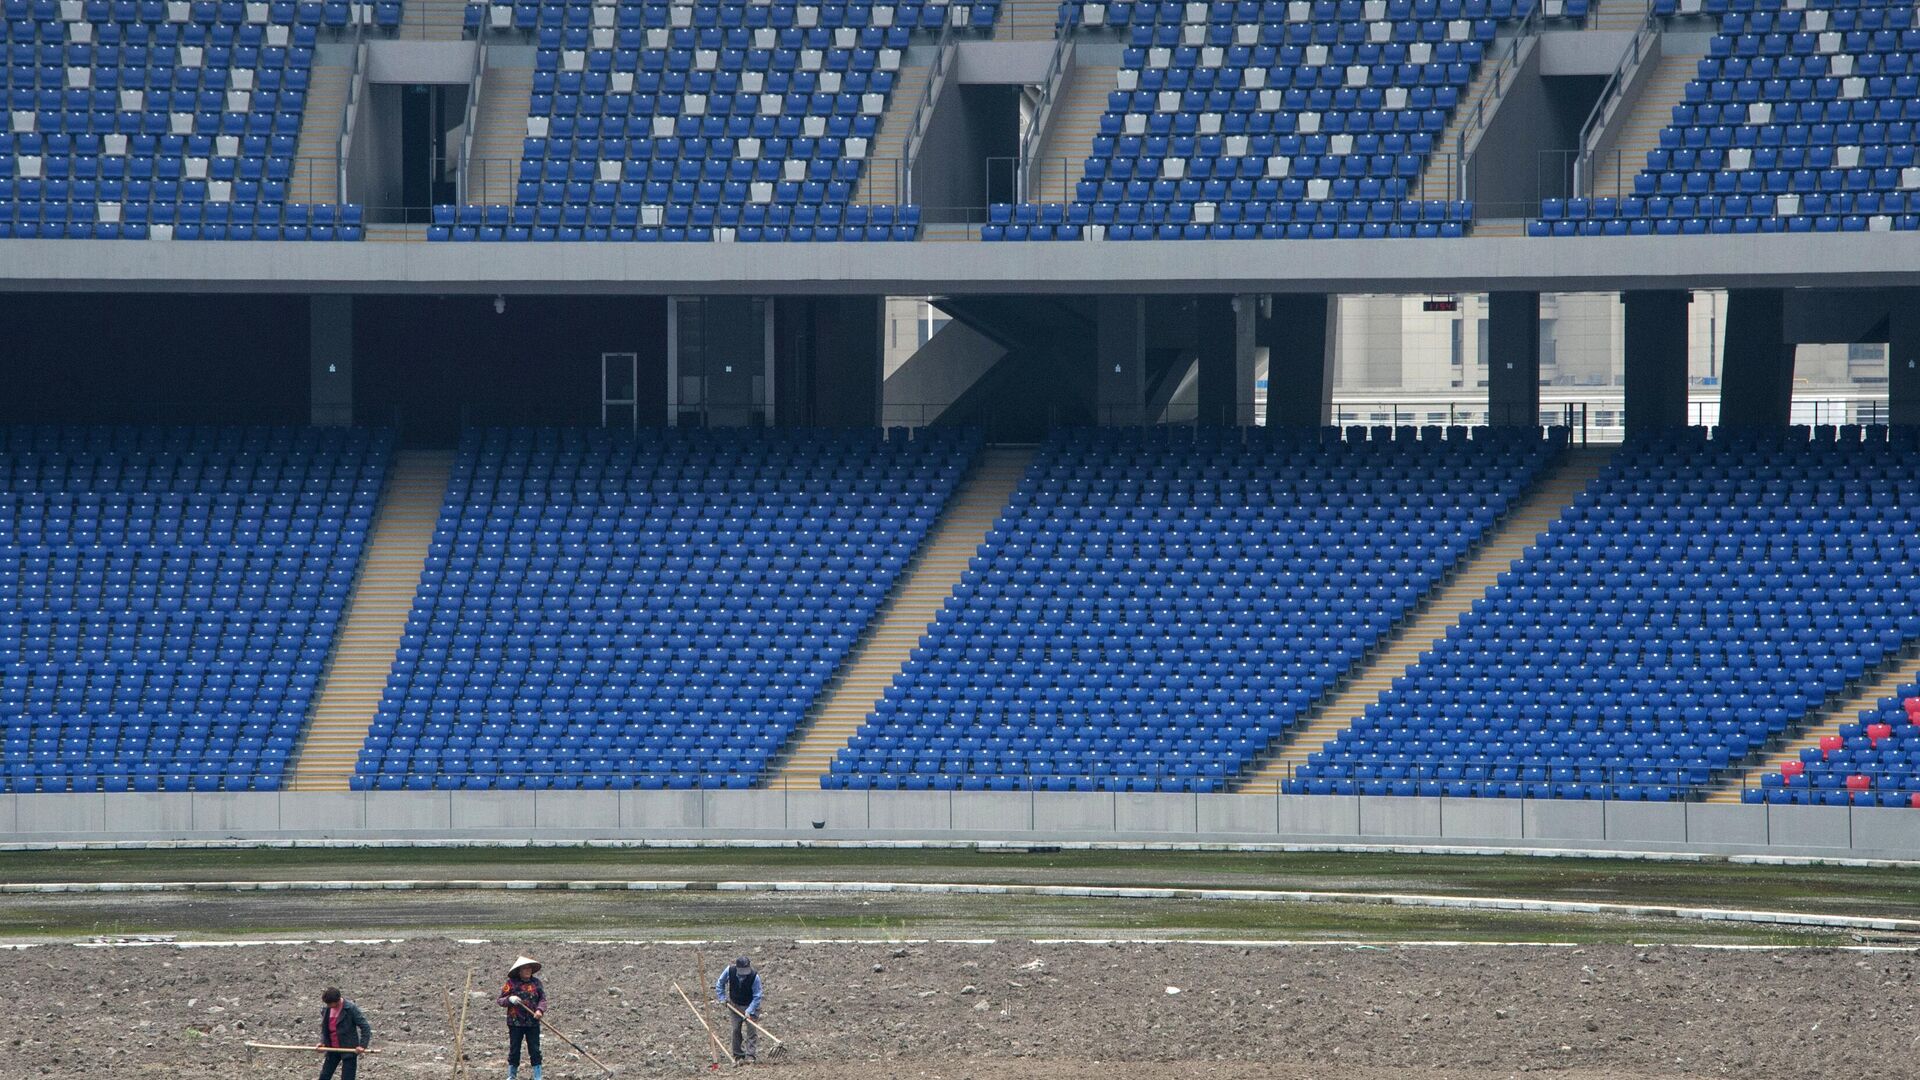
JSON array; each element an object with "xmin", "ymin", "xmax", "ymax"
[
  {"xmin": 244, "ymin": 1043, "xmax": 380, "ymax": 1054},
  {"xmin": 719, "ymin": 1001, "xmax": 785, "ymax": 1047},
  {"xmin": 534, "ymin": 1015, "xmax": 615, "ymax": 1076},
  {"xmin": 674, "ymin": 981, "xmax": 735, "ymax": 1066}
]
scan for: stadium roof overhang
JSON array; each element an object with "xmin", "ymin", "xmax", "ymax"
[{"xmin": 4, "ymin": 232, "xmax": 1919, "ymax": 295}]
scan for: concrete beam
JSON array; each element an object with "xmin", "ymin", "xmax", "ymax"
[{"xmin": 15, "ymin": 234, "xmax": 1920, "ymax": 296}]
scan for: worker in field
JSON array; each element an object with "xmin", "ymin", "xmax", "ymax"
[
  {"xmin": 317, "ymin": 987, "xmax": 373, "ymax": 1080},
  {"xmin": 498, "ymin": 956, "xmax": 549, "ymax": 1080},
  {"xmin": 713, "ymin": 955, "xmax": 765, "ymax": 1063}
]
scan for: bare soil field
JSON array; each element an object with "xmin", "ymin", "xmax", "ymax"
[{"xmin": 14, "ymin": 937, "xmax": 1918, "ymax": 1080}]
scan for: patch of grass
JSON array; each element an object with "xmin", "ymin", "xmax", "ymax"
[
  {"xmin": 0, "ymin": 885, "xmax": 1881, "ymax": 947},
  {"xmin": 1, "ymin": 846, "xmax": 1916, "ymax": 922}
]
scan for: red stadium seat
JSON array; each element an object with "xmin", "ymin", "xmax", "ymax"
[{"xmin": 1846, "ymin": 774, "xmax": 1871, "ymax": 793}]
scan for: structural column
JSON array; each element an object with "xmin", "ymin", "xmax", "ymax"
[
  {"xmin": 1888, "ymin": 288, "xmax": 1920, "ymax": 430},
  {"xmin": 772, "ymin": 296, "xmax": 882, "ymax": 428},
  {"xmin": 1095, "ymin": 295, "xmax": 1148, "ymax": 426},
  {"xmin": 1623, "ymin": 290, "xmax": 1690, "ymax": 433},
  {"xmin": 1195, "ymin": 293, "xmax": 1259, "ymax": 426},
  {"xmin": 1259, "ymin": 293, "xmax": 1334, "ymax": 428},
  {"xmin": 309, "ymin": 295, "xmax": 353, "ymax": 427},
  {"xmin": 1486, "ymin": 291, "xmax": 1541, "ymax": 427},
  {"xmin": 1718, "ymin": 288, "xmax": 1794, "ymax": 427}
]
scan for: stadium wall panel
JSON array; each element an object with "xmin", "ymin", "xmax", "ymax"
[
  {"xmin": 0, "ymin": 794, "xmax": 1915, "ymax": 858},
  {"xmin": 1436, "ymin": 797, "xmax": 1525, "ymax": 842},
  {"xmin": 1522, "ymin": 799, "xmax": 1607, "ymax": 841}
]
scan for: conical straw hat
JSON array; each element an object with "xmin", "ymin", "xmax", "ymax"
[{"xmin": 507, "ymin": 956, "xmax": 542, "ymax": 979}]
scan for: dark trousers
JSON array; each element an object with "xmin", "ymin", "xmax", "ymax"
[
  {"xmin": 508, "ymin": 1024, "xmax": 543, "ymax": 1068},
  {"xmin": 728, "ymin": 1011, "xmax": 758, "ymax": 1061},
  {"xmin": 318, "ymin": 1051, "xmax": 358, "ymax": 1080}
]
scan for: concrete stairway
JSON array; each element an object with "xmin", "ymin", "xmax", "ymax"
[
  {"xmin": 1469, "ymin": 218, "xmax": 1529, "ymax": 236},
  {"xmin": 289, "ymin": 66, "xmax": 351, "ymax": 203},
  {"xmin": 764, "ymin": 446, "xmax": 1035, "ymax": 790},
  {"xmin": 1235, "ymin": 446, "xmax": 1614, "ymax": 795},
  {"xmin": 994, "ymin": 0, "xmax": 1059, "ymax": 40},
  {"xmin": 921, "ymin": 222, "xmax": 978, "ymax": 240},
  {"xmin": 468, "ymin": 68, "xmax": 535, "ymax": 206},
  {"xmin": 1586, "ymin": 54, "xmax": 1695, "ymax": 198},
  {"xmin": 1415, "ymin": 57, "xmax": 1504, "ymax": 203},
  {"xmin": 1025, "ymin": 62, "xmax": 1116, "ymax": 204},
  {"xmin": 286, "ymin": 451, "xmax": 453, "ymax": 792},
  {"xmin": 1702, "ymin": 649, "xmax": 1920, "ymax": 803},
  {"xmin": 1587, "ymin": 0, "xmax": 1650, "ymax": 30},
  {"xmin": 398, "ymin": 0, "xmax": 469, "ymax": 39},
  {"xmin": 854, "ymin": 61, "xmax": 932, "ymax": 205}
]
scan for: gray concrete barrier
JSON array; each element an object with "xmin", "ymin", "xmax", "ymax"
[{"xmin": 0, "ymin": 790, "xmax": 1913, "ymax": 859}]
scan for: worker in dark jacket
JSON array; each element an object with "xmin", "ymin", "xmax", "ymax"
[
  {"xmin": 497, "ymin": 955, "xmax": 548, "ymax": 1080},
  {"xmin": 713, "ymin": 956, "xmax": 765, "ymax": 1063},
  {"xmin": 316, "ymin": 987, "xmax": 372, "ymax": 1080}
]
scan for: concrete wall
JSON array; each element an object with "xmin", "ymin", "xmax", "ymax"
[
  {"xmin": 954, "ymin": 40, "xmax": 1055, "ymax": 84},
  {"xmin": 3, "ymin": 792, "xmax": 1916, "ymax": 858},
  {"xmin": 1538, "ymin": 31, "xmax": 1634, "ymax": 77},
  {"xmin": 367, "ymin": 41, "xmax": 481, "ymax": 85}
]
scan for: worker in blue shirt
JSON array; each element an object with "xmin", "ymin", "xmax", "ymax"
[{"xmin": 712, "ymin": 956, "xmax": 765, "ymax": 1063}]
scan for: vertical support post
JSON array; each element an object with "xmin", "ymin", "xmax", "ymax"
[
  {"xmin": 1623, "ymin": 290, "xmax": 1690, "ymax": 433},
  {"xmin": 1886, "ymin": 288, "xmax": 1920, "ymax": 430},
  {"xmin": 770, "ymin": 297, "xmax": 884, "ymax": 428},
  {"xmin": 1196, "ymin": 294, "xmax": 1258, "ymax": 426},
  {"xmin": 1486, "ymin": 291, "xmax": 1541, "ymax": 428},
  {"xmin": 1719, "ymin": 288, "xmax": 1794, "ymax": 427},
  {"xmin": 309, "ymin": 295, "xmax": 353, "ymax": 427},
  {"xmin": 1095, "ymin": 294, "xmax": 1147, "ymax": 426},
  {"xmin": 1260, "ymin": 293, "xmax": 1334, "ymax": 427},
  {"xmin": 666, "ymin": 296, "xmax": 681, "ymax": 426}
]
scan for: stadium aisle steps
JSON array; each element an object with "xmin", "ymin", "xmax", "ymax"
[
  {"xmin": 764, "ymin": 445, "xmax": 1035, "ymax": 790},
  {"xmin": 1588, "ymin": 55, "xmax": 1696, "ymax": 198},
  {"xmin": 1234, "ymin": 445, "xmax": 1613, "ymax": 795},
  {"xmin": 1703, "ymin": 647, "xmax": 1920, "ymax": 804},
  {"xmin": 471, "ymin": 69, "xmax": 540, "ymax": 208},
  {"xmin": 1027, "ymin": 63, "xmax": 1122, "ymax": 204},
  {"xmin": 1587, "ymin": 0, "xmax": 1649, "ymax": 31},
  {"xmin": 1414, "ymin": 56, "xmax": 1504, "ymax": 202},
  {"xmin": 996, "ymin": 0, "xmax": 1061, "ymax": 40},
  {"xmin": 287, "ymin": 451, "xmax": 454, "ymax": 792},
  {"xmin": 400, "ymin": 0, "xmax": 470, "ymax": 39},
  {"xmin": 853, "ymin": 62, "xmax": 934, "ymax": 206},
  {"xmin": 290, "ymin": 66, "xmax": 353, "ymax": 205}
]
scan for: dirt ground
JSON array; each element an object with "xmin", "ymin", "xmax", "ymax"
[{"xmin": 11, "ymin": 938, "xmax": 1918, "ymax": 1080}]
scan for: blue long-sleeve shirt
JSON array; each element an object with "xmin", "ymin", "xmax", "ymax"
[{"xmin": 714, "ymin": 967, "xmax": 763, "ymax": 1016}]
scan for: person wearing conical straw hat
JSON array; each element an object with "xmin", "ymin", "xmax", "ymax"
[{"xmin": 496, "ymin": 956, "xmax": 548, "ymax": 1080}]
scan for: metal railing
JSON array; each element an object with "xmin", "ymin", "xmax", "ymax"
[
  {"xmin": 1450, "ymin": 1, "xmax": 1543, "ymax": 202},
  {"xmin": 900, "ymin": 16, "xmax": 958, "ymax": 203},
  {"xmin": 457, "ymin": 34, "xmax": 490, "ymax": 203},
  {"xmin": 337, "ymin": 29, "xmax": 370, "ymax": 202},
  {"xmin": 1015, "ymin": 29, "xmax": 1075, "ymax": 202},
  {"xmin": 1574, "ymin": 0, "xmax": 1664, "ymax": 195}
]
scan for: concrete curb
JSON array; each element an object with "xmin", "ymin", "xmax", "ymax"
[{"xmin": 9, "ymin": 876, "xmax": 1917, "ymax": 934}]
